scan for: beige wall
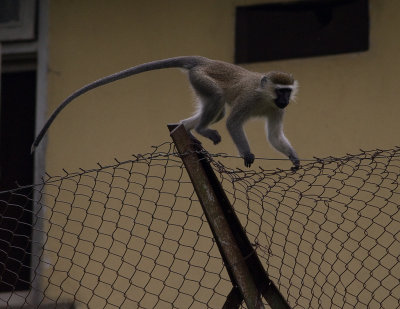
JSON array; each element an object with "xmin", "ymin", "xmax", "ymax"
[
  {"xmin": 41, "ymin": 1, "xmax": 400, "ymax": 307},
  {"xmin": 45, "ymin": 0, "xmax": 400, "ymax": 174}
]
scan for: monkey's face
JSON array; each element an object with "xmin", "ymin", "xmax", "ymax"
[{"xmin": 274, "ymin": 87, "xmax": 292, "ymax": 109}]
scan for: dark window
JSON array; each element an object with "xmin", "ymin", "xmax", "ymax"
[
  {"xmin": 235, "ymin": 0, "xmax": 369, "ymax": 63},
  {"xmin": 0, "ymin": 70, "xmax": 36, "ymax": 292},
  {"xmin": 0, "ymin": 0, "xmax": 20, "ymax": 23}
]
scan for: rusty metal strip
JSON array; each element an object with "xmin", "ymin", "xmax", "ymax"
[{"xmin": 168, "ymin": 124, "xmax": 263, "ymax": 309}]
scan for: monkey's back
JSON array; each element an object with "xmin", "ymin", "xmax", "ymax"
[{"xmin": 200, "ymin": 60, "xmax": 262, "ymax": 103}]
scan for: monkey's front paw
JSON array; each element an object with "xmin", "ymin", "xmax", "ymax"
[
  {"xmin": 289, "ymin": 155, "xmax": 300, "ymax": 171},
  {"xmin": 243, "ymin": 152, "xmax": 255, "ymax": 168}
]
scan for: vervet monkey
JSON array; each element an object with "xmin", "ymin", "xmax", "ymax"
[{"xmin": 31, "ymin": 56, "xmax": 299, "ymax": 169}]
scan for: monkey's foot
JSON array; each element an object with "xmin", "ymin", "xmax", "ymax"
[
  {"xmin": 243, "ymin": 152, "xmax": 255, "ymax": 168},
  {"xmin": 206, "ymin": 129, "xmax": 221, "ymax": 145},
  {"xmin": 289, "ymin": 155, "xmax": 300, "ymax": 171}
]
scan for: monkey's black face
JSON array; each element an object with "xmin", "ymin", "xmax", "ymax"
[{"xmin": 274, "ymin": 88, "xmax": 292, "ymax": 109}]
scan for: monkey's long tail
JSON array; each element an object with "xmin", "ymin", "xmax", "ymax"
[{"xmin": 31, "ymin": 56, "xmax": 205, "ymax": 153}]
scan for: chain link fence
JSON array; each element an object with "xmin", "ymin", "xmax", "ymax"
[{"xmin": 0, "ymin": 142, "xmax": 399, "ymax": 308}]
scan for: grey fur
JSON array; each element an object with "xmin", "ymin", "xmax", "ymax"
[{"xmin": 31, "ymin": 56, "xmax": 299, "ymax": 168}]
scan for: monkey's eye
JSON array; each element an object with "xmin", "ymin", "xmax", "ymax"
[{"xmin": 276, "ymin": 88, "xmax": 292, "ymax": 96}]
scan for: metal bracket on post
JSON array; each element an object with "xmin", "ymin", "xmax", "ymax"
[{"xmin": 168, "ymin": 124, "xmax": 291, "ymax": 309}]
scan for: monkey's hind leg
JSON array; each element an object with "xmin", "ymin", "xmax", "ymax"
[
  {"xmin": 213, "ymin": 107, "xmax": 226, "ymax": 124},
  {"xmin": 188, "ymin": 70, "xmax": 225, "ymax": 145},
  {"xmin": 195, "ymin": 101, "xmax": 224, "ymax": 145},
  {"xmin": 180, "ymin": 114, "xmax": 202, "ymax": 144},
  {"xmin": 180, "ymin": 108, "xmax": 221, "ymax": 145},
  {"xmin": 196, "ymin": 105, "xmax": 225, "ymax": 144}
]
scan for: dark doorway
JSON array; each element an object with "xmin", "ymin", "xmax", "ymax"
[{"xmin": 0, "ymin": 70, "xmax": 36, "ymax": 292}]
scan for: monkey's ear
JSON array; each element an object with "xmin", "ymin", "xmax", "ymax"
[{"xmin": 260, "ymin": 76, "xmax": 268, "ymax": 88}]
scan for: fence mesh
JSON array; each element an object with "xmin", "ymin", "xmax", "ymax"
[{"xmin": 0, "ymin": 142, "xmax": 399, "ymax": 308}]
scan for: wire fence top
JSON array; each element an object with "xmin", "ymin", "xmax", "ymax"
[{"xmin": 0, "ymin": 142, "xmax": 399, "ymax": 308}]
